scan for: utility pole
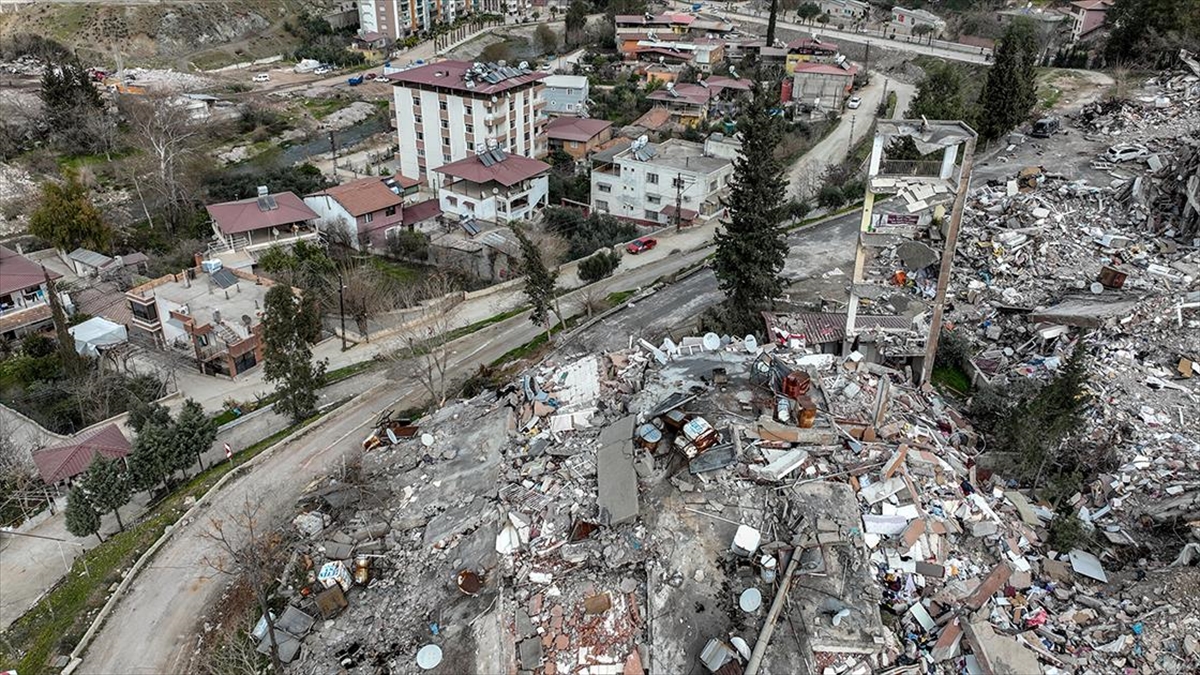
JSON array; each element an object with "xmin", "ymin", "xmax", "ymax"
[
  {"xmin": 864, "ymin": 39, "xmax": 871, "ymax": 72},
  {"xmin": 335, "ymin": 267, "xmax": 348, "ymax": 351},
  {"xmin": 847, "ymin": 115, "xmax": 856, "ymax": 160},
  {"xmin": 674, "ymin": 172, "xmax": 684, "ymax": 232},
  {"xmin": 329, "ymin": 130, "xmax": 338, "ymax": 179}
]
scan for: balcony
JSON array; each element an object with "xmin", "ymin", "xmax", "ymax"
[{"xmin": 876, "ymin": 159, "xmax": 946, "ymax": 178}]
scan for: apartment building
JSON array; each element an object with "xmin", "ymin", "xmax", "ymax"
[
  {"xmin": 1069, "ymin": 0, "xmax": 1113, "ymax": 41},
  {"xmin": 436, "ymin": 148, "xmax": 550, "ymax": 224},
  {"xmin": 542, "ymin": 75, "xmax": 589, "ymax": 116},
  {"xmin": 358, "ymin": 0, "xmax": 474, "ymax": 40},
  {"xmin": 388, "ymin": 61, "xmax": 548, "ymax": 188},
  {"xmin": 0, "ymin": 245, "xmax": 64, "ymax": 341},
  {"xmin": 590, "ymin": 137, "xmax": 735, "ymax": 226}
]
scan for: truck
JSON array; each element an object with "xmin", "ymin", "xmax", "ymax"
[
  {"xmin": 347, "ymin": 75, "xmax": 364, "ymax": 86},
  {"xmin": 294, "ymin": 58, "xmax": 320, "ymax": 74}
]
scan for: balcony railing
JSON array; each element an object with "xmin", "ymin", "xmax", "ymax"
[{"xmin": 877, "ymin": 159, "xmax": 946, "ymax": 178}]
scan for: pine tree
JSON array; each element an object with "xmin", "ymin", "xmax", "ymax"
[
  {"xmin": 713, "ymin": 78, "xmax": 789, "ymax": 333},
  {"xmin": 129, "ymin": 420, "xmax": 175, "ymax": 494},
  {"xmin": 65, "ymin": 485, "xmax": 102, "ymax": 544},
  {"xmin": 907, "ymin": 62, "xmax": 968, "ymax": 121},
  {"xmin": 44, "ymin": 267, "xmax": 85, "ymax": 377},
  {"xmin": 175, "ymin": 398, "xmax": 217, "ymax": 471},
  {"xmin": 40, "ymin": 59, "xmax": 103, "ymax": 151},
  {"xmin": 82, "ymin": 457, "xmax": 131, "ymax": 531},
  {"xmin": 128, "ymin": 400, "xmax": 172, "ymax": 434},
  {"xmin": 977, "ymin": 19, "xmax": 1039, "ymax": 140},
  {"xmin": 514, "ymin": 225, "xmax": 558, "ymax": 341},
  {"xmin": 766, "ymin": 0, "xmax": 779, "ymax": 46},
  {"xmin": 262, "ymin": 285, "xmax": 327, "ymax": 424}
]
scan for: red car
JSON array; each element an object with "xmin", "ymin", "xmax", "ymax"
[{"xmin": 626, "ymin": 237, "xmax": 657, "ymax": 254}]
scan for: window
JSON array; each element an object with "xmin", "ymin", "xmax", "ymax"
[
  {"xmin": 417, "ymin": 131, "xmax": 424, "ymax": 140},
  {"xmin": 645, "ymin": 210, "xmax": 659, "ymax": 220},
  {"xmin": 441, "ymin": 119, "xmax": 449, "ymax": 129},
  {"xmin": 598, "ymin": 183, "xmax": 612, "ymax": 193},
  {"xmin": 364, "ymin": 212, "xmax": 374, "ymax": 223},
  {"xmin": 443, "ymin": 153, "xmax": 451, "ymax": 161},
  {"xmin": 129, "ymin": 301, "xmax": 158, "ymax": 323},
  {"xmin": 442, "ymin": 136, "xmax": 449, "ymax": 146},
  {"xmin": 447, "ymin": 196, "xmax": 458, "ymax": 206},
  {"xmin": 385, "ymin": 206, "xmax": 397, "ymax": 217},
  {"xmin": 467, "ymin": 142, "xmax": 474, "ymax": 151},
  {"xmin": 466, "ymin": 124, "xmax": 473, "ymax": 133},
  {"xmin": 415, "ymin": 115, "xmax": 422, "ymax": 123},
  {"xmin": 709, "ymin": 180, "xmax": 717, "ymax": 192},
  {"xmin": 595, "ymin": 199, "xmax": 609, "ymax": 212},
  {"xmin": 647, "ymin": 195, "xmax": 661, "ymax": 204},
  {"xmin": 439, "ymin": 101, "xmax": 448, "ymax": 110},
  {"xmin": 647, "ymin": 173, "xmax": 659, "ymax": 184},
  {"xmin": 672, "ymin": 177, "xmax": 684, "ymax": 188},
  {"xmin": 197, "ymin": 334, "xmax": 209, "ymax": 347},
  {"xmin": 418, "ymin": 149, "xmax": 424, "ymax": 157}
]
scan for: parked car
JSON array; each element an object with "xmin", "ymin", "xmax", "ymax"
[
  {"xmin": 347, "ymin": 75, "xmax": 364, "ymax": 86},
  {"xmin": 1030, "ymin": 117, "xmax": 1060, "ymax": 138},
  {"xmin": 314, "ymin": 66, "xmax": 332, "ymax": 75},
  {"xmin": 252, "ymin": 73, "xmax": 270, "ymax": 82},
  {"xmin": 626, "ymin": 237, "xmax": 657, "ymax": 254},
  {"xmin": 846, "ymin": 96, "xmax": 862, "ymax": 109},
  {"xmin": 1104, "ymin": 143, "xmax": 1150, "ymax": 163}
]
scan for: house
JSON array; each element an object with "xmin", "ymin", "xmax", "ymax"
[
  {"xmin": 785, "ymin": 37, "xmax": 841, "ymax": 74},
  {"xmin": 435, "ymin": 148, "xmax": 551, "ymax": 225},
  {"xmin": 0, "ymin": 245, "xmax": 64, "ymax": 341},
  {"xmin": 428, "ymin": 224, "xmax": 524, "ymax": 282},
  {"xmin": 400, "ymin": 198, "xmax": 444, "ymax": 236},
  {"xmin": 590, "ymin": 137, "xmax": 735, "ymax": 226},
  {"xmin": 1069, "ymin": 0, "xmax": 1113, "ymax": 41},
  {"xmin": 646, "ymin": 77, "xmax": 751, "ymax": 127},
  {"xmin": 125, "ymin": 262, "xmax": 286, "ymax": 378},
  {"xmin": 614, "ymin": 12, "xmax": 734, "ymax": 52},
  {"xmin": 790, "ymin": 62, "xmax": 858, "ymax": 110},
  {"xmin": 353, "ymin": 30, "xmax": 390, "ymax": 50},
  {"xmin": 890, "ymin": 6, "xmax": 946, "ymax": 36},
  {"xmin": 304, "ymin": 176, "xmax": 409, "ymax": 250},
  {"xmin": 206, "ymin": 188, "xmax": 320, "ymax": 257},
  {"xmin": 542, "ymin": 75, "xmax": 589, "ymax": 116},
  {"xmin": 816, "ymin": 0, "xmax": 869, "ymax": 22},
  {"xmin": 67, "ymin": 248, "xmax": 115, "ymax": 277},
  {"xmin": 387, "ymin": 61, "xmax": 548, "ymax": 186},
  {"xmin": 31, "ymin": 423, "xmax": 131, "ymax": 486},
  {"xmin": 546, "ymin": 117, "xmax": 614, "ymax": 161}
]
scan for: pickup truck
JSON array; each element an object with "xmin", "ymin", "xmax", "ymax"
[{"xmin": 347, "ymin": 75, "xmax": 364, "ymax": 86}]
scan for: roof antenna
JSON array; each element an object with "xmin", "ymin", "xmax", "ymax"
[{"xmin": 920, "ymin": 115, "xmax": 929, "ymax": 131}]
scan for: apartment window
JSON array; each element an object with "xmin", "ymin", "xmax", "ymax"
[
  {"xmin": 647, "ymin": 173, "xmax": 659, "ymax": 184},
  {"xmin": 645, "ymin": 210, "xmax": 659, "ymax": 220},
  {"xmin": 442, "ymin": 136, "xmax": 449, "ymax": 146},
  {"xmin": 709, "ymin": 181, "xmax": 717, "ymax": 192},
  {"xmin": 595, "ymin": 200, "xmax": 609, "ymax": 212},
  {"xmin": 672, "ymin": 177, "xmax": 684, "ymax": 188},
  {"xmin": 447, "ymin": 196, "xmax": 458, "ymax": 206},
  {"xmin": 441, "ymin": 119, "xmax": 449, "ymax": 129},
  {"xmin": 647, "ymin": 195, "xmax": 661, "ymax": 205},
  {"xmin": 417, "ymin": 131, "xmax": 424, "ymax": 140},
  {"xmin": 385, "ymin": 206, "xmax": 397, "ymax": 217},
  {"xmin": 466, "ymin": 123, "xmax": 474, "ymax": 133},
  {"xmin": 415, "ymin": 115, "xmax": 422, "ymax": 123},
  {"xmin": 364, "ymin": 212, "xmax": 374, "ymax": 223},
  {"xmin": 418, "ymin": 149, "xmax": 424, "ymax": 157},
  {"xmin": 467, "ymin": 141, "xmax": 475, "ymax": 151},
  {"xmin": 598, "ymin": 183, "xmax": 612, "ymax": 193},
  {"xmin": 444, "ymin": 153, "xmax": 451, "ymax": 161},
  {"xmin": 439, "ymin": 101, "xmax": 448, "ymax": 110},
  {"xmin": 197, "ymin": 333, "xmax": 209, "ymax": 347},
  {"xmin": 129, "ymin": 301, "xmax": 158, "ymax": 322}
]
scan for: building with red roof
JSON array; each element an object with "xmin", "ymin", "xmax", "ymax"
[
  {"xmin": 32, "ymin": 423, "xmax": 131, "ymax": 485},
  {"xmin": 790, "ymin": 61, "xmax": 858, "ymax": 110},
  {"xmin": 206, "ymin": 188, "xmax": 319, "ymax": 255},
  {"xmin": 387, "ymin": 61, "xmax": 549, "ymax": 183},
  {"xmin": 545, "ymin": 117, "xmax": 614, "ymax": 160},
  {"xmin": 305, "ymin": 176, "xmax": 410, "ymax": 250},
  {"xmin": 0, "ymin": 245, "xmax": 62, "ymax": 341},
  {"xmin": 435, "ymin": 148, "xmax": 550, "ymax": 225}
]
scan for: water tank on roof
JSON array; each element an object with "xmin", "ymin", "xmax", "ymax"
[{"xmin": 201, "ymin": 259, "xmax": 223, "ymax": 274}]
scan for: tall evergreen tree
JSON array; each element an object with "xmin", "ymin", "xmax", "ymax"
[
  {"xmin": 977, "ymin": 19, "xmax": 1039, "ymax": 140},
  {"xmin": 29, "ymin": 171, "xmax": 112, "ymax": 253},
  {"xmin": 129, "ymin": 420, "xmax": 175, "ymax": 493},
  {"xmin": 713, "ymin": 78, "xmax": 789, "ymax": 333},
  {"xmin": 766, "ymin": 0, "xmax": 779, "ymax": 46},
  {"xmin": 44, "ymin": 267, "xmax": 85, "ymax": 377},
  {"xmin": 65, "ymin": 485, "xmax": 102, "ymax": 544},
  {"xmin": 175, "ymin": 398, "xmax": 218, "ymax": 471},
  {"xmin": 1104, "ymin": 0, "xmax": 1200, "ymax": 67},
  {"xmin": 565, "ymin": 0, "xmax": 588, "ymax": 46},
  {"xmin": 128, "ymin": 400, "xmax": 173, "ymax": 434},
  {"xmin": 39, "ymin": 59, "xmax": 103, "ymax": 151},
  {"xmin": 514, "ymin": 225, "xmax": 559, "ymax": 341},
  {"xmin": 82, "ymin": 457, "xmax": 131, "ymax": 531},
  {"xmin": 262, "ymin": 285, "xmax": 326, "ymax": 424}
]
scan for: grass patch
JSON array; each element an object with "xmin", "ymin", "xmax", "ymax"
[
  {"xmin": 57, "ymin": 147, "xmax": 138, "ymax": 171},
  {"xmin": 0, "ymin": 411, "xmax": 330, "ymax": 675},
  {"xmin": 370, "ymin": 257, "xmax": 426, "ymax": 284},
  {"xmin": 932, "ymin": 365, "xmax": 971, "ymax": 394},
  {"xmin": 490, "ymin": 315, "xmax": 581, "ymax": 369},
  {"xmin": 302, "ymin": 97, "xmax": 354, "ymax": 120},
  {"xmin": 440, "ymin": 305, "xmax": 528, "ymax": 343},
  {"xmin": 323, "ymin": 359, "xmax": 380, "ymax": 384},
  {"xmin": 605, "ymin": 289, "xmax": 636, "ymax": 305}
]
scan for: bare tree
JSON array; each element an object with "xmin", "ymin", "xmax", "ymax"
[
  {"xmin": 577, "ymin": 284, "xmax": 611, "ymax": 319},
  {"xmin": 334, "ymin": 263, "xmax": 398, "ymax": 342},
  {"xmin": 387, "ymin": 273, "xmax": 463, "ymax": 407},
  {"xmin": 200, "ymin": 497, "xmax": 288, "ymax": 674},
  {"xmin": 121, "ymin": 93, "xmax": 204, "ymax": 232}
]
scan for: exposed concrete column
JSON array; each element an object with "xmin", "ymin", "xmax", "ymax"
[
  {"xmin": 939, "ymin": 144, "xmax": 956, "ymax": 179},
  {"xmin": 867, "ymin": 134, "xmax": 885, "ymax": 176}
]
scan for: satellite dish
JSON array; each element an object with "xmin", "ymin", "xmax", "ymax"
[
  {"xmin": 416, "ymin": 644, "xmax": 443, "ymax": 669},
  {"xmin": 744, "ymin": 334, "xmax": 758, "ymax": 352},
  {"xmin": 739, "ymin": 588, "xmax": 762, "ymax": 612},
  {"xmin": 421, "ymin": 433, "xmax": 435, "ymax": 447},
  {"xmin": 702, "ymin": 332, "xmax": 720, "ymax": 351}
]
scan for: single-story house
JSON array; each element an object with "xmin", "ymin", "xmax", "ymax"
[
  {"xmin": 305, "ymin": 176, "xmax": 407, "ymax": 250},
  {"xmin": 546, "ymin": 117, "xmax": 615, "ymax": 161},
  {"xmin": 206, "ymin": 188, "xmax": 320, "ymax": 256},
  {"xmin": 790, "ymin": 62, "xmax": 859, "ymax": 110},
  {"xmin": 32, "ymin": 423, "xmax": 131, "ymax": 486}
]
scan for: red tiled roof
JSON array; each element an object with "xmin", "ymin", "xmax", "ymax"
[
  {"xmin": 403, "ymin": 198, "xmax": 442, "ymax": 226},
  {"xmin": 206, "ymin": 192, "xmax": 317, "ymax": 235},
  {"xmin": 649, "ymin": 83, "xmax": 712, "ymax": 105},
  {"xmin": 793, "ymin": 62, "xmax": 857, "ymax": 77},
  {"xmin": 0, "ymin": 245, "xmax": 59, "ymax": 297},
  {"xmin": 312, "ymin": 177, "xmax": 404, "ymax": 217},
  {"xmin": 32, "ymin": 423, "xmax": 131, "ymax": 484},
  {"xmin": 636, "ymin": 47, "xmax": 696, "ymax": 61},
  {"xmin": 387, "ymin": 60, "xmax": 546, "ymax": 96},
  {"xmin": 435, "ymin": 152, "xmax": 550, "ymax": 187},
  {"xmin": 704, "ymin": 76, "xmax": 752, "ymax": 91},
  {"xmin": 1071, "ymin": 0, "xmax": 1111, "ymax": 10},
  {"xmin": 545, "ymin": 116, "xmax": 613, "ymax": 142},
  {"xmin": 633, "ymin": 107, "xmax": 673, "ymax": 130}
]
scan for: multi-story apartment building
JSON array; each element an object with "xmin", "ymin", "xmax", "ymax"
[
  {"xmin": 388, "ymin": 61, "xmax": 548, "ymax": 188},
  {"xmin": 358, "ymin": 0, "xmax": 475, "ymax": 40},
  {"xmin": 590, "ymin": 137, "xmax": 736, "ymax": 226}
]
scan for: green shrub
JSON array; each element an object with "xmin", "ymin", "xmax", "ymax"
[{"xmin": 578, "ymin": 249, "xmax": 621, "ymax": 283}]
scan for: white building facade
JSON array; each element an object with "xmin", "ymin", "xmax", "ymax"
[{"xmin": 590, "ymin": 138, "xmax": 735, "ymax": 225}]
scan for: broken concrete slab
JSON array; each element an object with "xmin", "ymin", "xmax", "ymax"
[
  {"xmin": 963, "ymin": 620, "xmax": 1042, "ymax": 675},
  {"xmin": 597, "ymin": 439, "xmax": 639, "ymax": 526},
  {"xmin": 749, "ymin": 448, "xmax": 809, "ymax": 482}
]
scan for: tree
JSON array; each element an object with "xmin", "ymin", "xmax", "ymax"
[
  {"xmin": 976, "ymin": 19, "xmax": 1039, "ymax": 141},
  {"xmin": 907, "ymin": 61, "xmax": 968, "ymax": 121},
  {"xmin": 713, "ymin": 78, "xmax": 790, "ymax": 333},
  {"xmin": 391, "ymin": 273, "xmax": 461, "ymax": 407},
  {"xmin": 65, "ymin": 485, "xmax": 102, "ymax": 544},
  {"xmin": 766, "ymin": 0, "xmax": 780, "ymax": 46},
  {"xmin": 201, "ymin": 498, "xmax": 287, "ymax": 674},
  {"xmin": 262, "ymin": 285, "xmax": 326, "ymax": 423},
  {"xmin": 40, "ymin": 59, "xmax": 104, "ymax": 152},
  {"xmin": 565, "ymin": 0, "xmax": 589, "ymax": 46},
  {"xmin": 578, "ymin": 249, "xmax": 622, "ymax": 283},
  {"xmin": 335, "ymin": 263, "xmax": 397, "ymax": 342},
  {"xmin": 82, "ymin": 457, "xmax": 131, "ymax": 531},
  {"xmin": 28, "ymin": 172, "xmax": 112, "ymax": 253},
  {"xmin": 912, "ymin": 23, "xmax": 935, "ymax": 45},
  {"xmin": 817, "ymin": 185, "xmax": 847, "ymax": 209},
  {"xmin": 128, "ymin": 420, "xmax": 175, "ymax": 494},
  {"xmin": 514, "ymin": 225, "xmax": 558, "ymax": 340},
  {"xmin": 1105, "ymin": 0, "xmax": 1200, "ymax": 67},
  {"xmin": 121, "ymin": 94, "xmax": 205, "ymax": 233},
  {"xmin": 535, "ymin": 23, "xmax": 559, "ymax": 55},
  {"xmin": 387, "ymin": 229, "xmax": 430, "ymax": 260},
  {"xmin": 44, "ymin": 268, "xmax": 84, "ymax": 377},
  {"xmin": 796, "ymin": 2, "xmax": 821, "ymax": 24},
  {"xmin": 175, "ymin": 398, "xmax": 217, "ymax": 471},
  {"xmin": 128, "ymin": 400, "xmax": 172, "ymax": 434}
]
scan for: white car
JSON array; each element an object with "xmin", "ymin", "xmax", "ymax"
[
  {"xmin": 846, "ymin": 96, "xmax": 862, "ymax": 109},
  {"xmin": 1104, "ymin": 143, "xmax": 1150, "ymax": 163},
  {"xmin": 314, "ymin": 66, "xmax": 331, "ymax": 75},
  {"xmin": 252, "ymin": 73, "xmax": 270, "ymax": 82}
]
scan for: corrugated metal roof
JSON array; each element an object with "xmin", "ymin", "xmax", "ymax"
[{"xmin": 68, "ymin": 248, "xmax": 116, "ymax": 269}]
